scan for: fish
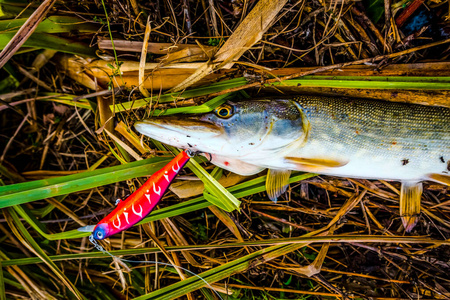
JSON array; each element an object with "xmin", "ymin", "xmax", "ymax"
[
  {"xmin": 134, "ymin": 95, "xmax": 450, "ymax": 231},
  {"xmin": 79, "ymin": 150, "xmax": 191, "ymax": 240}
]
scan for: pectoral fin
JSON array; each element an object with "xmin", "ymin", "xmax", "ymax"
[
  {"xmin": 400, "ymin": 181, "xmax": 423, "ymax": 232},
  {"xmin": 284, "ymin": 157, "xmax": 347, "ymax": 172},
  {"xmin": 266, "ymin": 169, "xmax": 291, "ymax": 203},
  {"xmin": 428, "ymin": 173, "xmax": 450, "ymax": 186}
]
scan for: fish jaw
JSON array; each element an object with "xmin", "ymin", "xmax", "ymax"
[{"xmin": 134, "ymin": 116, "xmax": 226, "ymax": 153}]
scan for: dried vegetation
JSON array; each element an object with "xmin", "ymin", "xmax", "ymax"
[{"xmin": 1, "ymin": 0, "xmax": 450, "ymax": 299}]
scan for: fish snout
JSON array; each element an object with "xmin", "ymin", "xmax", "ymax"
[{"xmin": 134, "ymin": 116, "xmax": 225, "ymax": 152}]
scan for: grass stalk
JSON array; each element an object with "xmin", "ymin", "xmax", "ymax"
[
  {"xmin": 5, "ymin": 208, "xmax": 84, "ymax": 300},
  {"xmin": 0, "ymin": 156, "xmax": 172, "ymax": 208},
  {"xmin": 3, "ymin": 234, "xmax": 448, "ymax": 267}
]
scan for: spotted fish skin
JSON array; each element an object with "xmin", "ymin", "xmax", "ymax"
[
  {"xmin": 287, "ymin": 96, "xmax": 450, "ymax": 181},
  {"xmin": 134, "ymin": 96, "xmax": 450, "ymax": 183}
]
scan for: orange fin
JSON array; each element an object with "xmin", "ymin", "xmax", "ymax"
[
  {"xmin": 285, "ymin": 157, "xmax": 347, "ymax": 167},
  {"xmin": 266, "ymin": 169, "xmax": 291, "ymax": 203},
  {"xmin": 428, "ymin": 173, "xmax": 450, "ymax": 186},
  {"xmin": 285, "ymin": 157, "xmax": 347, "ymax": 171},
  {"xmin": 400, "ymin": 181, "xmax": 422, "ymax": 232}
]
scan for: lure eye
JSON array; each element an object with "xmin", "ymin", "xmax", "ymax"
[
  {"xmin": 215, "ymin": 105, "xmax": 233, "ymax": 119},
  {"xmin": 96, "ymin": 231, "xmax": 103, "ymax": 239}
]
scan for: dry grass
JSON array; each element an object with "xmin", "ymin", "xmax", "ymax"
[{"xmin": 0, "ymin": 0, "xmax": 450, "ymax": 299}]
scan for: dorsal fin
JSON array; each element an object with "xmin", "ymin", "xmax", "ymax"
[
  {"xmin": 265, "ymin": 169, "xmax": 291, "ymax": 203},
  {"xmin": 400, "ymin": 181, "xmax": 423, "ymax": 232}
]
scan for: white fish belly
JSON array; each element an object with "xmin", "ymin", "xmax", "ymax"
[{"xmin": 290, "ymin": 140, "xmax": 446, "ymax": 181}]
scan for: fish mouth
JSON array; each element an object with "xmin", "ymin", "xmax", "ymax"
[
  {"xmin": 134, "ymin": 116, "xmax": 223, "ymax": 149},
  {"xmin": 135, "ymin": 116, "xmax": 221, "ymax": 134}
]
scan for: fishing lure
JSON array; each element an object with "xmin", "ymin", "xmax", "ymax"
[
  {"xmin": 79, "ymin": 150, "xmax": 225, "ymax": 300},
  {"xmin": 79, "ymin": 150, "xmax": 193, "ymax": 240}
]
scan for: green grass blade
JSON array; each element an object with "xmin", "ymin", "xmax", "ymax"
[
  {"xmin": 134, "ymin": 242, "xmax": 309, "ymax": 300},
  {"xmin": 37, "ymin": 149, "xmax": 109, "ymax": 216},
  {"xmin": 113, "ymin": 75, "xmax": 450, "ymax": 114},
  {"xmin": 0, "ymin": 260, "xmax": 4, "ymax": 300},
  {"xmin": 0, "ymin": 33, "xmax": 96, "ymax": 56},
  {"xmin": 274, "ymin": 76, "xmax": 450, "ymax": 90},
  {"xmin": 8, "ymin": 172, "xmax": 315, "ymax": 241},
  {"xmin": 0, "ymin": 15, "xmax": 98, "ymax": 56},
  {"xmin": 0, "ymin": 3, "xmax": 33, "ymax": 19},
  {"xmin": 188, "ymin": 158, "xmax": 241, "ymax": 211},
  {"xmin": 111, "ymin": 77, "xmax": 247, "ymax": 112},
  {"xmin": 164, "ymin": 146, "xmax": 241, "ymax": 212},
  {"xmin": 2, "ymin": 277, "xmax": 22, "ymax": 291},
  {"xmin": 0, "ymin": 156, "xmax": 172, "ymax": 208},
  {"xmin": 13, "ymin": 205, "xmax": 87, "ymax": 240},
  {"xmin": 0, "ymin": 16, "xmax": 98, "ymax": 35},
  {"xmin": 111, "ymin": 74, "xmax": 450, "ymax": 114},
  {"xmin": 137, "ymin": 197, "xmax": 211, "ymax": 225},
  {"xmin": 6, "ymin": 208, "xmax": 84, "ymax": 300},
  {"xmin": 297, "ymin": 75, "xmax": 450, "ymax": 83},
  {"xmin": 0, "ymin": 73, "xmax": 17, "ymax": 92},
  {"xmin": 39, "ymin": 94, "xmax": 93, "ymax": 110},
  {"xmin": 151, "ymin": 92, "xmax": 231, "ymax": 116},
  {"xmin": 3, "ymin": 235, "xmax": 447, "ymax": 266}
]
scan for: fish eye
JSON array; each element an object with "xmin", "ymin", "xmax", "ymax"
[
  {"xmin": 215, "ymin": 105, "xmax": 233, "ymax": 119},
  {"xmin": 96, "ymin": 231, "xmax": 103, "ymax": 239}
]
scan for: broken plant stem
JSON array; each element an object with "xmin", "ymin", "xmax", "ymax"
[{"xmin": 0, "ymin": 0, "xmax": 56, "ymax": 69}]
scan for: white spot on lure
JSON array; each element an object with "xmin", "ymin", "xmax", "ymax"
[
  {"xmin": 172, "ymin": 162, "xmax": 180, "ymax": 173},
  {"xmin": 132, "ymin": 203, "xmax": 143, "ymax": 218},
  {"xmin": 145, "ymin": 190, "xmax": 151, "ymax": 204},
  {"xmin": 112, "ymin": 215, "xmax": 121, "ymax": 229},
  {"xmin": 153, "ymin": 182, "xmax": 161, "ymax": 195},
  {"xmin": 124, "ymin": 208, "xmax": 129, "ymax": 224},
  {"xmin": 164, "ymin": 171, "xmax": 170, "ymax": 182}
]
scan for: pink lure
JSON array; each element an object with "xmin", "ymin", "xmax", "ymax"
[{"xmin": 91, "ymin": 151, "xmax": 191, "ymax": 240}]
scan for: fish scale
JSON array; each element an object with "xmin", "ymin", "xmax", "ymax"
[{"xmin": 290, "ymin": 96, "xmax": 450, "ymax": 181}]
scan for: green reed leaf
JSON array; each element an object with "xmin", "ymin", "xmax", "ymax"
[
  {"xmin": 111, "ymin": 77, "xmax": 247, "ymax": 112},
  {"xmin": 6, "ymin": 208, "xmax": 84, "ymax": 300},
  {"xmin": 0, "ymin": 156, "xmax": 172, "ymax": 209}
]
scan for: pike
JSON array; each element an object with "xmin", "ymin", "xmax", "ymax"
[{"xmin": 135, "ymin": 96, "xmax": 450, "ymax": 231}]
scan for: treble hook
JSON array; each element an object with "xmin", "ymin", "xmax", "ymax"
[
  {"xmin": 185, "ymin": 149, "xmax": 211, "ymax": 161},
  {"xmin": 185, "ymin": 149, "xmax": 196, "ymax": 158}
]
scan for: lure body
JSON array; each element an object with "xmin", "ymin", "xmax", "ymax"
[{"xmin": 92, "ymin": 151, "xmax": 190, "ymax": 240}]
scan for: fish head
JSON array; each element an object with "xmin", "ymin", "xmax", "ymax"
[
  {"xmin": 92, "ymin": 223, "xmax": 110, "ymax": 240},
  {"xmin": 134, "ymin": 99, "xmax": 308, "ymax": 160}
]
